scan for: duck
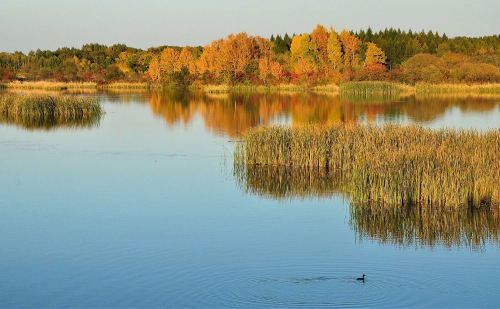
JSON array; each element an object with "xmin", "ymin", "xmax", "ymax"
[{"xmin": 357, "ymin": 274, "xmax": 366, "ymax": 281}]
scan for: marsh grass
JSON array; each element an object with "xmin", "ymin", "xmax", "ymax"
[
  {"xmin": 311, "ymin": 84, "xmax": 340, "ymax": 93},
  {"xmin": 6, "ymin": 81, "xmax": 97, "ymax": 90},
  {"xmin": 340, "ymin": 81, "xmax": 409, "ymax": 94},
  {"xmin": 416, "ymin": 83, "xmax": 500, "ymax": 95},
  {"xmin": 234, "ymin": 124, "xmax": 500, "ymax": 208},
  {"xmin": 203, "ymin": 84, "xmax": 335, "ymax": 93},
  {"xmin": 0, "ymin": 93, "xmax": 103, "ymax": 129},
  {"xmin": 102, "ymin": 82, "xmax": 150, "ymax": 89}
]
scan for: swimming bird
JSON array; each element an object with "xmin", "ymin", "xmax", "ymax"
[{"xmin": 357, "ymin": 274, "xmax": 366, "ymax": 281}]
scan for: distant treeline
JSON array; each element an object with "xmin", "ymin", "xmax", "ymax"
[{"xmin": 1, "ymin": 26, "xmax": 499, "ymax": 85}]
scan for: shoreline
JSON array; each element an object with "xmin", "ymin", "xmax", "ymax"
[{"xmin": 2, "ymin": 81, "xmax": 500, "ymax": 95}]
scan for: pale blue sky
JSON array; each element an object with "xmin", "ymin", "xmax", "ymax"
[{"xmin": 1, "ymin": 0, "xmax": 499, "ymax": 53}]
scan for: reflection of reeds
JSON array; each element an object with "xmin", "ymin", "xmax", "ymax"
[
  {"xmin": 350, "ymin": 202, "xmax": 500, "ymax": 250},
  {"xmin": 234, "ymin": 165, "xmax": 346, "ymax": 200},
  {"xmin": 235, "ymin": 124, "xmax": 500, "ymax": 208},
  {"xmin": 233, "ymin": 164, "xmax": 500, "ymax": 250},
  {"xmin": 0, "ymin": 94, "xmax": 102, "ymax": 130}
]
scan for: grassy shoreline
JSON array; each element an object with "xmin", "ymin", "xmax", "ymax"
[
  {"xmin": 234, "ymin": 124, "xmax": 500, "ymax": 209},
  {"xmin": 3, "ymin": 81, "xmax": 500, "ymax": 95}
]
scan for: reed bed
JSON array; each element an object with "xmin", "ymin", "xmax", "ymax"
[
  {"xmin": 311, "ymin": 84, "xmax": 340, "ymax": 93},
  {"xmin": 234, "ymin": 124, "xmax": 500, "ymax": 208},
  {"xmin": 203, "ymin": 84, "xmax": 231, "ymax": 93},
  {"xmin": 416, "ymin": 83, "xmax": 500, "ymax": 95},
  {"xmin": 101, "ymin": 82, "xmax": 150, "ymax": 89},
  {"xmin": 203, "ymin": 84, "xmax": 331, "ymax": 93},
  {"xmin": 340, "ymin": 81, "xmax": 409, "ymax": 95},
  {"xmin": 6, "ymin": 81, "xmax": 97, "ymax": 90},
  {"xmin": 0, "ymin": 93, "xmax": 103, "ymax": 129}
]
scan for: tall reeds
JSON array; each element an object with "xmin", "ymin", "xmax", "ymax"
[
  {"xmin": 340, "ymin": 81, "xmax": 408, "ymax": 96},
  {"xmin": 5, "ymin": 81, "xmax": 97, "ymax": 90},
  {"xmin": 234, "ymin": 124, "xmax": 500, "ymax": 208},
  {"xmin": 0, "ymin": 93, "xmax": 103, "ymax": 129},
  {"xmin": 101, "ymin": 82, "xmax": 150, "ymax": 89},
  {"xmin": 415, "ymin": 83, "xmax": 500, "ymax": 95}
]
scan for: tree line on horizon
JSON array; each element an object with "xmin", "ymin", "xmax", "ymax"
[{"xmin": 1, "ymin": 25, "xmax": 499, "ymax": 86}]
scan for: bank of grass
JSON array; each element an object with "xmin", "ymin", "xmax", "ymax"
[
  {"xmin": 202, "ymin": 84, "xmax": 313, "ymax": 93},
  {"xmin": 234, "ymin": 124, "xmax": 500, "ymax": 208},
  {"xmin": 5, "ymin": 81, "xmax": 97, "ymax": 90},
  {"xmin": 101, "ymin": 82, "xmax": 150, "ymax": 89},
  {"xmin": 204, "ymin": 82, "xmax": 410, "ymax": 95},
  {"xmin": 0, "ymin": 93, "xmax": 103, "ymax": 129},
  {"xmin": 416, "ymin": 83, "xmax": 500, "ymax": 95}
]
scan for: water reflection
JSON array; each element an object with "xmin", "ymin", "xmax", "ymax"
[
  {"xmin": 144, "ymin": 91, "xmax": 500, "ymax": 136},
  {"xmin": 2, "ymin": 89, "xmax": 498, "ymax": 132},
  {"xmin": 351, "ymin": 201, "xmax": 499, "ymax": 250},
  {"xmin": 0, "ymin": 114, "xmax": 101, "ymax": 131},
  {"xmin": 234, "ymin": 165, "xmax": 500, "ymax": 250}
]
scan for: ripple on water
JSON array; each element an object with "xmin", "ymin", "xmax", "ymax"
[{"xmin": 189, "ymin": 262, "xmax": 498, "ymax": 308}]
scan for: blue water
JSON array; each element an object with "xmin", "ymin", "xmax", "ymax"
[{"xmin": 1, "ymin": 92, "xmax": 499, "ymax": 308}]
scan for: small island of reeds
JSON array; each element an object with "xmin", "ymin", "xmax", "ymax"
[
  {"xmin": 234, "ymin": 124, "xmax": 500, "ymax": 209},
  {"xmin": 0, "ymin": 93, "xmax": 103, "ymax": 129}
]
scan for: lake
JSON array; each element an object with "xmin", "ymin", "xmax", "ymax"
[{"xmin": 1, "ymin": 90, "xmax": 499, "ymax": 308}]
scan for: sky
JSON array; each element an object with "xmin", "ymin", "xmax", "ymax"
[{"xmin": 1, "ymin": 0, "xmax": 499, "ymax": 53}]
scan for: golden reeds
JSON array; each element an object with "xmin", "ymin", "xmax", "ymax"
[
  {"xmin": 5, "ymin": 81, "xmax": 97, "ymax": 90},
  {"xmin": 234, "ymin": 124, "xmax": 500, "ymax": 208},
  {"xmin": 0, "ymin": 93, "xmax": 103, "ymax": 129},
  {"xmin": 101, "ymin": 82, "xmax": 150, "ymax": 89},
  {"xmin": 415, "ymin": 83, "xmax": 500, "ymax": 95}
]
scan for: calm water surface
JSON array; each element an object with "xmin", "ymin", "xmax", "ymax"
[{"xmin": 1, "ymin": 91, "xmax": 499, "ymax": 308}]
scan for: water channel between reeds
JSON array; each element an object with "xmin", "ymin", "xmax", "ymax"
[{"xmin": 1, "ymin": 90, "xmax": 499, "ymax": 308}]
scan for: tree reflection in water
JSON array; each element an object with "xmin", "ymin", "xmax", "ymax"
[{"xmin": 145, "ymin": 90, "xmax": 500, "ymax": 137}]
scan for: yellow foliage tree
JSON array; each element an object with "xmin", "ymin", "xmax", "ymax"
[
  {"xmin": 177, "ymin": 47, "xmax": 198, "ymax": 74},
  {"xmin": 270, "ymin": 61, "xmax": 284, "ymax": 80},
  {"xmin": 259, "ymin": 57, "xmax": 272, "ymax": 84},
  {"xmin": 294, "ymin": 58, "xmax": 315, "ymax": 75},
  {"xmin": 197, "ymin": 41, "xmax": 220, "ymax": 75},
  {"xmin": 365, "ymin": 43, "xmax": 387, "ymax": 66},
  {"xmin": 327, "ymin": 28, "xmax": 343, "ymax": 70},
  {"xmin": 219, "ymin": 32, "xmax": 257, "ymax": 77},
  {"xmin": 160, "ymin": 48, "xmax": 180, "ymax": 74},
  {"xmin": 116, "ymin": 51, "xmax": 132, "ymax": 74},
  {"xmin": 310, "ymin": 24, "xmax": 329, "ymax": 70},
  {"xmin": 290, "ymin": 33, "xmax": 318, "ymax": 72},
  {"xmin": 339, "ymin": 29, "xmax": 361, "ymax": 66},
  {"xmin": 147, "ymin": 56, "xmax": 162, "ymax": 82}
]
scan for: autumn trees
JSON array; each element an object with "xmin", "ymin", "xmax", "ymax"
[{"xmin": 1, "ymin": 26, "xmax": 499, "ymax": 85}]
